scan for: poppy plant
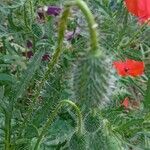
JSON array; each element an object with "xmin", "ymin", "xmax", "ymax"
[
  {"xmin": 124, "ymin": 0, "xmax": 150, "ymax": 23},
  {"xmin": 113, "ymin": 59, "xmax": 144, "ymax": 77},
  {"xmin": 121, "ymin": 97, "xmax": 130, "ymax": 108}
]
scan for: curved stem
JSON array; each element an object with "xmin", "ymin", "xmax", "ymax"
[
  {"xmin": 37, "ymin": 0, "xmax": 99, "ymax": 96},
  {"xmin": 19, "ymin": 7, "xmax": 71, "ymax": 130},
  {"xmin": 33, "ymin": 100, "xmax": 82, "ymax": 150},
  {"xmin": 20, "ymin": 0, "xmax": 99, "ymax": 133},
  {"xmin": 34, "ymin": 7, "xmax": 71, "ymax": 99},
  {"xmin": 75, "ymin": 0, "xmax": 98, "ymax": 53},
  {"xmin": 37, "ymin": 0, "xmax": 99, "ymax": 98},
  {"xmin": 67, "ymin": 0, "xmax": 99, "ymax": 54}
]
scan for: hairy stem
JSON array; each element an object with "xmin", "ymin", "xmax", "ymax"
[
  {"xmin": 36, "ymin": 0, "xmax": 99, "ymax": 99},
  {"xmin": 67, "ymin": 0, "xmax": 99, "ymax": 54},
  {"xmin": 35, "ymin": 0, "xmax": 99, "ymax": 102},
  {"xmin": 33, "ymin": 100, "xmax": 82, "ymax": 150},
  {"xmin": 20, "ymin": 7, "xmax": 71, "ymax": 127},
  {"xmin": 38, "ymin": 7, "xmax": 71, "ymax": 89},
  {"xmin": 21, "ymin": 0, "xmax": 99, "ymax": 133}
]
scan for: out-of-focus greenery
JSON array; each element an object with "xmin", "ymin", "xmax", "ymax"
[{"xmin": 0, "ymin": 0, "xmax": 150, "ymax": 149}]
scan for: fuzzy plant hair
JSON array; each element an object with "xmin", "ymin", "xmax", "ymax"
[{"xmin": 0, "ymin": 0, "xmax": 150, "ymax": 150}]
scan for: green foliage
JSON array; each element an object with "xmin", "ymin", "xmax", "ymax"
[
  {"xmin": 0, "ymin": 0, "xmax": 150, "ymax": 149},
  {"xmin": 73, "ymin": 54, "xmax": 110, "ymax": 109},
  {"xmin": 31, "ymin": 24, "xmax": 44, "ymax": 39},
  {"xmin": 84, "ymin": 111, "xmax": 101, "ymax": 133},
  {"xmin": 69, "ymin": 132, "xmax": 87, "ymax": 150},
  {"xmin": 13, "ymin": 50, "xmax": 44, "ymax": 101}
]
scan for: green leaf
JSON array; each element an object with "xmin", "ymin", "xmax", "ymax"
[
  {"xmin": 2, "ymin": 0, "xmax": 26, "ymax": 9},
  {"xmin": 84, "ymin": 112, "xmax": 102, "ymax": 133},
  {"xmin": 31, "ymin": 23, "xmax": 44, "ymax": 39},
  {"xmin": 0, "ymin": 73, "xmax": 16, "ymax": 83},
  {"xmin": 0, "ymin": 87, "xmax": 4, "ymax": 100},
  {"xmin": 69, "ymin": 132, "xmax": 87, "ymax": 150},
  {"xmin": 144, "ymin": 77, "xmax": 150, "ymax": 109},
  {"xmin": 0, "ymin": 25, "xmax": 8, "ymax": 38},
  {"xmin": 13, "ymin": 51, "xmax": 44, "ymax": 101}
]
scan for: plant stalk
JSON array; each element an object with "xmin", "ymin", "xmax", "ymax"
[
  {"xmin": 67, "ymin": 0, "xmax": 99, "ymax": 54},
  {"xmin": 33, "ymin": 100, "xmax": 82, "ymax": 150},
  {"xmin": 22, "ymin": 0, "xmax": 99, "ymax": 127}
]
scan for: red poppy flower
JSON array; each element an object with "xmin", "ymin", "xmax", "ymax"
[
  {"xmin": 124, "ymin": 0, "xmax": 150, "ymax": 23},
  {"xmin": 113, "ymin": 59, "xmax": 144, "ymax": 77},
  {"xmin": 121, "ymin": 97, "xmax": 130, "ymax": 108}
]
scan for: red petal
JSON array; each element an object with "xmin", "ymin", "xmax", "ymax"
[
  {"xmin": 122, "ymin": 97, "xmax": 130, "ymax": 108},
  {"xmin": 138, "ymin": 0, "xmax": 150, "ymax": 22},
  {"xmin": 125, "ymin": 0, "xmax": 139, "ymax": 16},
  {"xmin": 113, "ymin": 59, "xmax": 145, "ymax": 77},
  {"xmin": 113, "ymin": 61, "xmax": 127, "ymax": 76},
  {"xmin": 126, "ymin": 59, "xmax": 144, "ymax": 76},
  {"xmin": 125, "ymin": 0, "xmax": 150, "ymax": 23}
]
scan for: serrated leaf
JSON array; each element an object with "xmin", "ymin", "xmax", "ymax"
[
  {"xmin": 0, "ymin": 73, "xmax": 16, "ymax": 83},
  {"xmin": 69, "ymin": 133, "xmax": 87, "ymax": 150},
  {"xmin": 2, "ymin": 0, "xmax": 26, "ymax": 9},
  {"xmin": 31, "ymin": 23, "xmax": 44, "ymax": 39},
  {"xmin": 13, "ymin": 51, "xmax": 44, "ymax": 101}
]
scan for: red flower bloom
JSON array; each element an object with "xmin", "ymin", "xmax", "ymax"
[
  {"xmin": 121, "ymin": 97, "xmax": 130, "ymax": 108},
  {"xmin": 124, "ymin": 0, "xmax": 150, "ymax": 23},
  {"xmin": 113, "ymin": 59, "xmax": 144, "ymax": 77}
]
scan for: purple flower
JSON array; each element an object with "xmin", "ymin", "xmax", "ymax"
[
  {"xmin": 42, "ymin": 53, "xmax": 50, "ymax": 61},
  {"xmin": 22, "ymin": 51, "xmax": 34, "ymax": 59},
  {"xmin": 26, "ymin": 40, "xmax": 33, "ymax": 49},
  {"xmin": 46, "ymin": 6, "xmax": 61, "ymax": 16},
  {"xmin": 65, "ymin": 27, "xmax": 81, "ymax": 41}
]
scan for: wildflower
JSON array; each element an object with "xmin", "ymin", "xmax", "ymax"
[
  {"xmin": 26, "ymin": 40, "xmax": 33, "ymax": 49},
  {"xmin": 124, "ymin": 0, "xmax": 150, "ymax": 24},
  {"xmin": 45, "ymin": 6, "xmax": 62, "ymax": 16},
  {"xmin": 113, "ymin": 59, "xmax": 144, "ymax": 77},
  {"xmin": 36, "ymin": 5, "xmax": 61, "ymax": 23},
  {"xmin": 22, "ymin": 51, "xmax": 34, "ymax": 59},
  {"xmin": 121, "ymin": 97, "xmax": 130, "ymax": 108},
  {"xmin": 42, "ymin": 54, "xmax": 50, "ymax": 61}
]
